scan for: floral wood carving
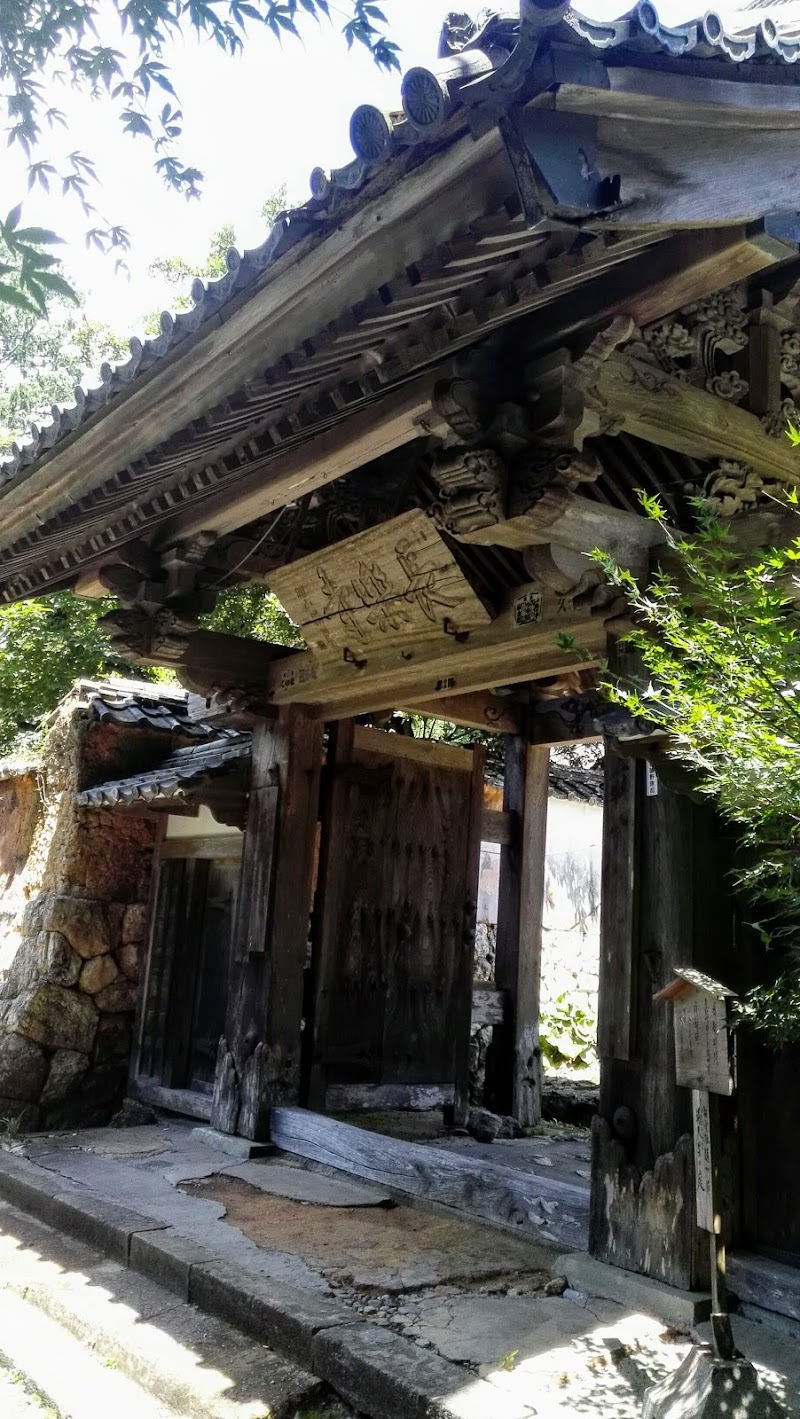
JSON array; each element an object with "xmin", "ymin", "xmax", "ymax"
[
  {"xmin": 628, "ymin": 284, "xmax": 750, "ymax": 404},
  {"xmin": 686, "ymin": 458, "xmax": 789, "ymax": 519}
]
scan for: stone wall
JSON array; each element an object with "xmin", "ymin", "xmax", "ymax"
[{"xmin": 0, "ymin": 697, "xmax": 158, "ymax": 1128}]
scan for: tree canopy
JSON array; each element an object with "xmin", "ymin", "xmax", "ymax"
[{"xmin": 0, "ymin": 2, "xmax": 398, "ymax": 313}]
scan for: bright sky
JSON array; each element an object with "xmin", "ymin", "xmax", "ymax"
[{"xmin": 4, "ymin": 1, "xmax": 456, "ymax": 339}]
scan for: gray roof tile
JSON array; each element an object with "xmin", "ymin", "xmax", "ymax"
[{"xmin": 75, "ymin": 733, "xmax": 250, "ymax": 808}]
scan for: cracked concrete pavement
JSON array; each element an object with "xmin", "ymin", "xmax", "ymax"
[{"xmin": 7, "ymin": 1118, "xmax": 800, "ymax": 1418}]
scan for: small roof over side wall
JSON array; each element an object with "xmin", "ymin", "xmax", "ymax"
[{"xmin": 72, "ymin": 678, "xmax": 213, "ymax": 737}]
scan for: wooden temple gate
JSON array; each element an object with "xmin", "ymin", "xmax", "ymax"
[{"xmin": 4, "ymin": 0, "xmax": 800, "ymax": 1305}]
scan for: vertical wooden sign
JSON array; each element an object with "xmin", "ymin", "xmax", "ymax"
[{"xmin": 692, "ymin": 1088, "xmax": 715, "ymax": 1233}]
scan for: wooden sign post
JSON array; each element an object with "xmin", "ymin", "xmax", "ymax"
[
  {"xmin": 643, "ymin": 969, "xmax": 786, "ymax": 1419},
  {"xmin": 656, "ymin": 969, "xmax": 736, "ymax": 1362}
]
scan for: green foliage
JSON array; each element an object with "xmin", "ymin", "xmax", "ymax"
[
  {"xmin": 539, "ymin": 992, "xmax": 597, "ymax": 1072},
  {"xmin": 0, "ymin": 286, "xmax": 124, "ymax": 448},
  {"xmin": 0, "ymin": 205, "xmax": 75, "ymax": 319},
  {"xmin": 204, "ymin": 583, "xmax": 303, "ymax": 645},
  {"xmin": 0, "ymin": 1, "xmax": 398, "ymax": 292},
  {"xmin": 0, "ymin": 593, "xmax": 142, "ymax": 754},
  {"xmin": 595, "ymin": 492, "xmax": 800, "ymax": 1046},
  {"xmin": 497, "ymin": 1351, "xmax": 520, "ymax": 1373}
]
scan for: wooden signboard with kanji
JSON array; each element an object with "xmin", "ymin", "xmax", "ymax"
[{"xmin": 656, "ymin": 967, "xmax": 735, "ymax": 1097}]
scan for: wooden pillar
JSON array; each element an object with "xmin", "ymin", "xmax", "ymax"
[
  {"xmin": 305, "ymin": 719, "xmax": 355, "ymax": 1114},
  {"xmin": 486, "ymin": 737, "xmax": 549, "ymax": 1125},
  {"xmin": 212, "ymin": 706, "xmax": 323, "ymax": 1140},
  {"xmin": 453, "ymin": 742, "xmax": 487, "ymax": 1127},
  {"xmin": 590, "ymin": 747, "xmax": 740, "ymax": 1289}
]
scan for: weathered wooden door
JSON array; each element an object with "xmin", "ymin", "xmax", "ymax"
[
  {"xmin": 135, "ymin": 849, "xmax": 240, "ymax": 1103},
  {"xmin": 308, "ymin": 725, "xmax": 484, "ymax": 1120}
]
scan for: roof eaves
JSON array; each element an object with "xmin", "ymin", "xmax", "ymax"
[{"xmin": 3, "ymin": 0, "xmax": 800, "ymax": 499}]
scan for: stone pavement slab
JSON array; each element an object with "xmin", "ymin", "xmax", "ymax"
[
  {"xmin": 5, "ymin": 1125, "xmax": 799, "ymax": 1419},
  {"xmin": 14, "ymin": 1138, "xmax": 331, "ymax": 1293},
  {"xmin": 397, "ymin": 1290, "xmax": 626, "ymax": 1366}
]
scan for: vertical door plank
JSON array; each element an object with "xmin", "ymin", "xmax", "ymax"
[
  {"xmin": 232, "ymin": 781, "xmax": 279, "ymax": 959},
  {"xmin": 213, "ymin": 709, "xmax": 323, "ymax": 1139},
  {"xmin": 485, "ymin": 736, "xmax": 525, "ymax": 1116},
  {"xmin": 306, "ymin": 719, "xmax": 357, "ymax": 1111},
  {"xmin": 486, "ymin": 739, "xmax": 548, "ymax": 1125}
]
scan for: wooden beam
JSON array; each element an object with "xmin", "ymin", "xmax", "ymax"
[
  {"xmin": 265, "ymin": 588, "xmax": 612, "ymax": 719},
  {"xmin": 455, "ymin": 743, "xmax": 486, "ymax": 1126},
  {"xmin": 554, "ymin": 67, "xmax": 800, "ymax": 130},
  {"xmin": 519, "ymin": 227, "xmax": 790, "ymax": 357},
  {"xmin": 485, "ymin": 736, "xmax": 525, "ymax": 1120},
  {"xmin": 594, "ymin": 116, "xmax": 800, "ymax": 229},
  {"xmin": 460, "ymin": 488, "xmax": 666, "ymax": 565},
  {"xmin": 400, "ymin": 690, "xmax": 523, "ymax": 735},
  {"xmin": 597, "ymin": 747, "xmax": 637, "ymax": 1062},
  {"xmin": 325, "ymin": 1083, "xmax": 455, "ymax": 1113},
  {"xmin": 593, "ymin": 352, "xmax": 800, "ymax": 489},
  {"xmin": 516, "ymin": 746, "xmax": 549, "ymax": 1127},
  {"xmin": 485, "ymin": 741, "xmax": 548, "ymax": 1126},
  {"xmin": 481, "ymin": 808, "xmax": 514, "ymax": 846},
  {"xmin": 160, "ymin": 834, "xmax": 243, "ymax": 861},
  {"xmin": 270, "ymin": 1106, "xmax": 585, "ymax": 1238},
  {"xmin": 129, "ymin": 1079, "xmax": 213, "ymax": 1123},
  {"xmin": 472, "ymin": 985, "xmax": 507, "ymax": 1029},
  {"xmin": 352, "ymin": 724, "xmax": 473, "ymax": 772}
]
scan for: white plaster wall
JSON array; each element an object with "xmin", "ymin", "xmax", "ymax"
[
  {"xmin": 165, "ymin": 804, "xmax": 243, "ymax": 840},
  {"xmin": 475, "ymin": 795, "xmax": 603, "ymax": 1014},
  {"xmin": 540, "ymin": 797, "xmax": 602, "ymax": 1017}
]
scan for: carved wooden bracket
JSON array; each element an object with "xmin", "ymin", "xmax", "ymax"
[{"xmin": 429, "ymin": 446, "xmax": 507, "ymax": 537}]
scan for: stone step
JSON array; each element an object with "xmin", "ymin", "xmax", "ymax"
[
  {"xmin": 0, "ymin": 1149, "xmax": 535, "ymax": 1419},
  {"xmin": 0, "ymin": 1196, "xmax": 329, "ymax": 1419}
]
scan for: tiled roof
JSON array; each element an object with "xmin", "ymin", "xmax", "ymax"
[
  {"xmin": 548, "ymin": 764, "xmax": 604, "ymax": 804},
  {"xmin": 75, "ymin": 732, "xmax": 249, "ymax": 808},
  {"xmin": 2, "ymin": 0, "xmax": 798, "ymax": 499},
  {"xmin": 76, "ymin": 678, "xmax": 212, "ymax": 737}
]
